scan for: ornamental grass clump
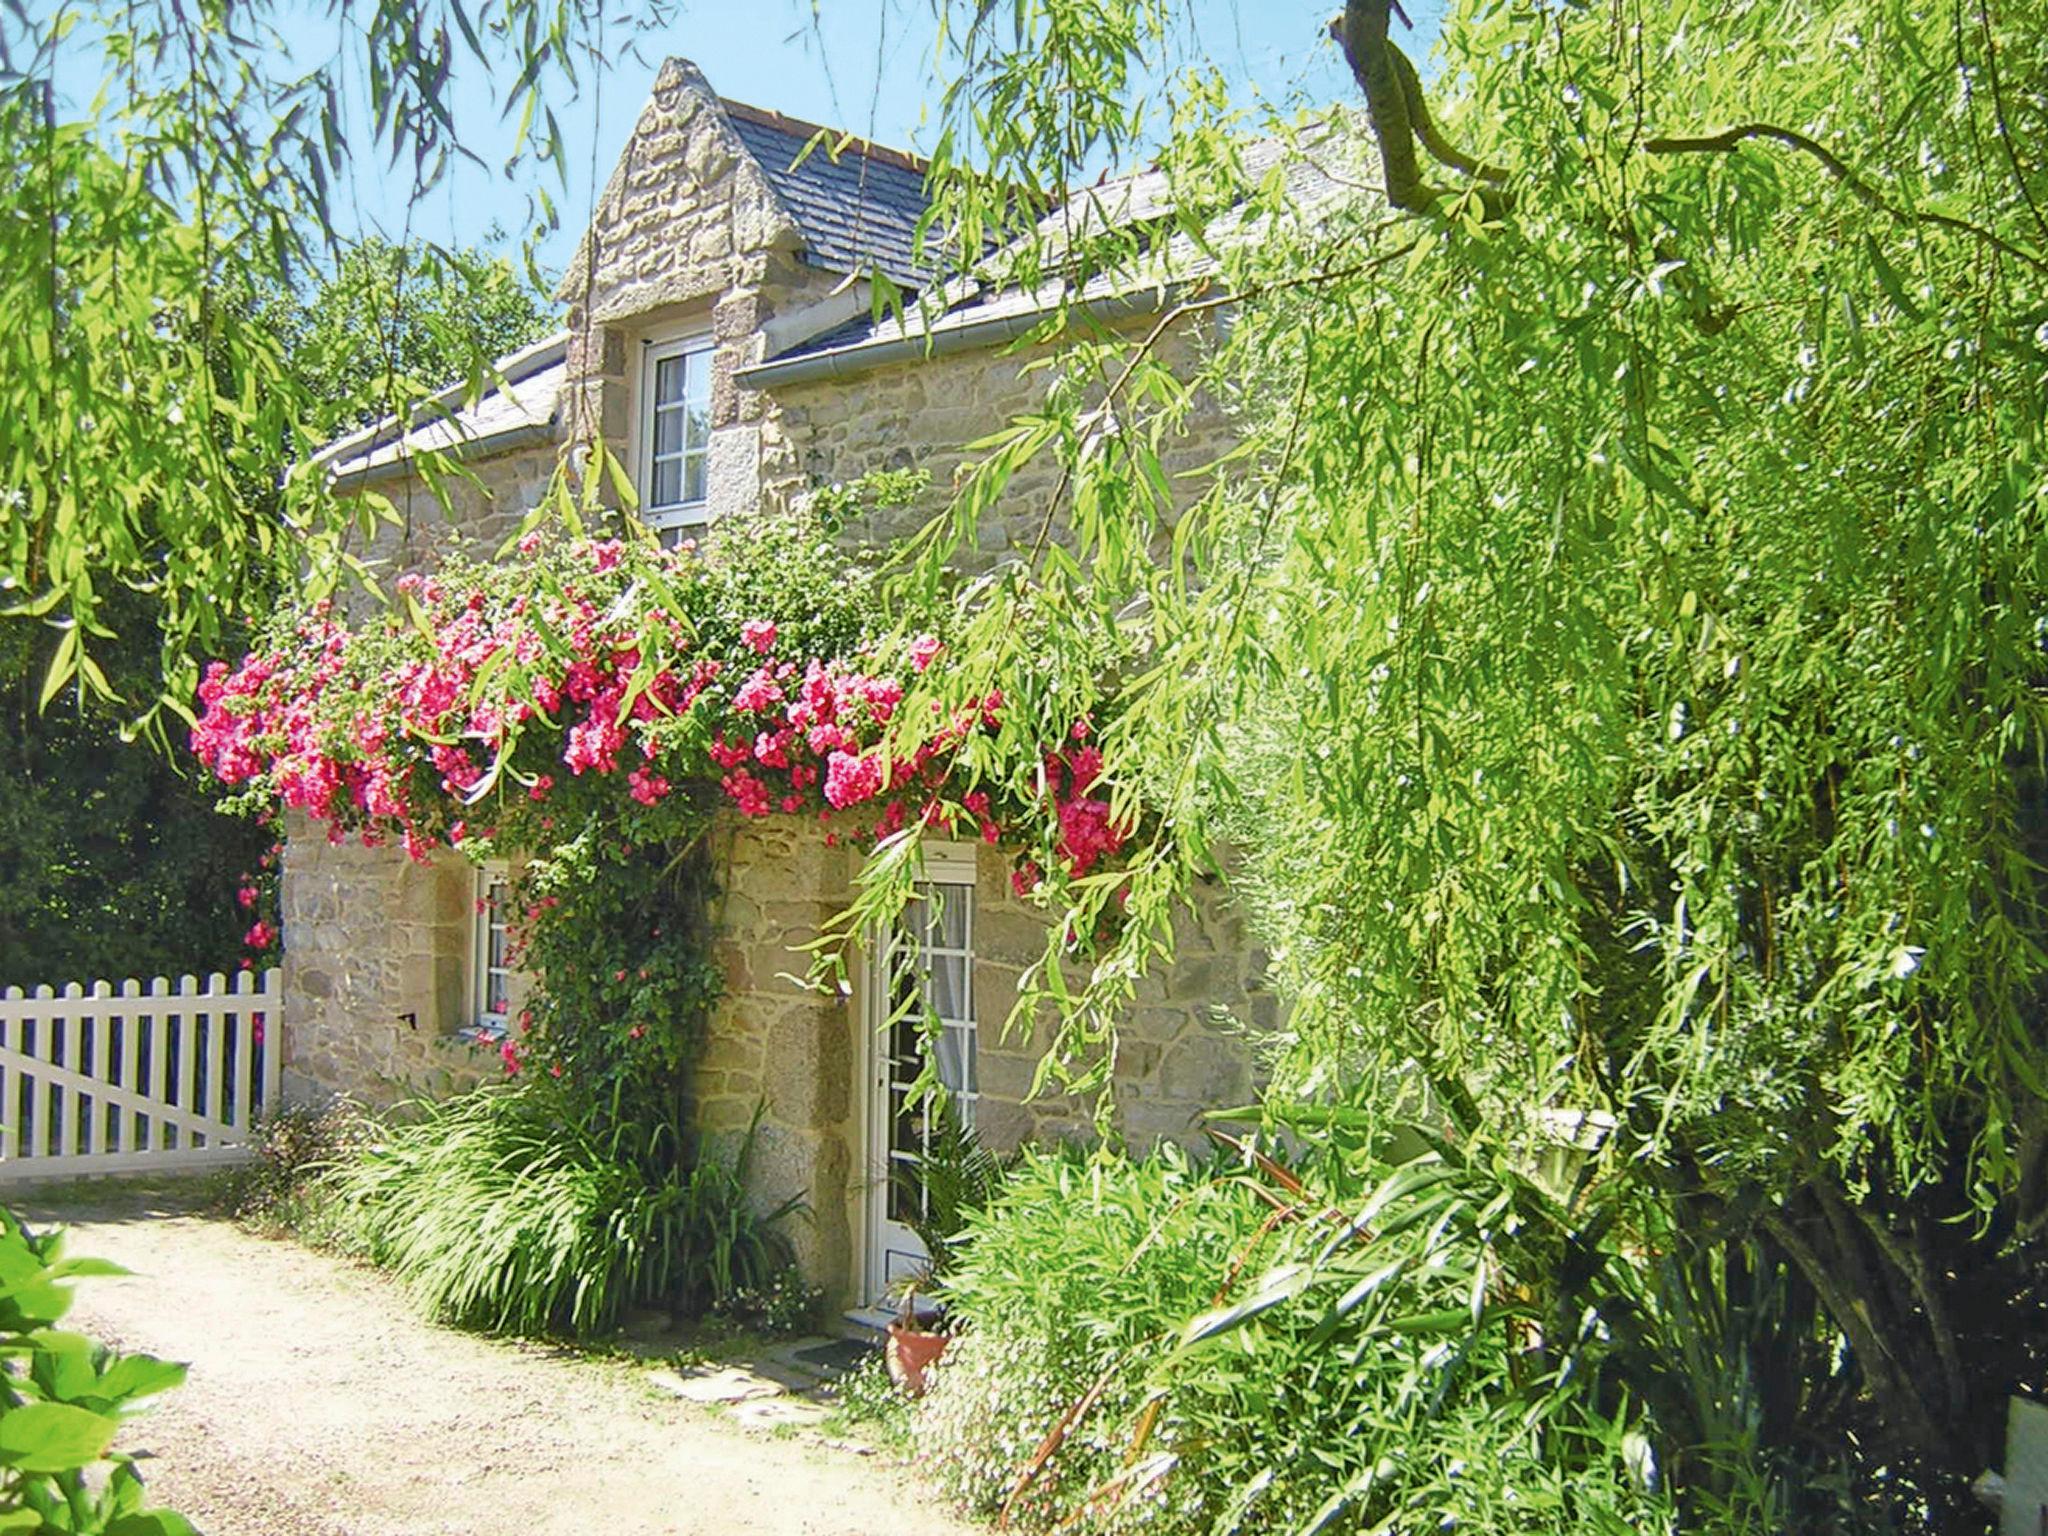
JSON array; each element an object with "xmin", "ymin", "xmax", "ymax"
[{"xmin": 339, "ymin": 1083, "xmax": 797, "ymax": 1337}]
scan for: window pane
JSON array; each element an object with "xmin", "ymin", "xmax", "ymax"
[
  {"xmin": 654, "ymin": 354, "xmax": 685, "ymax": 405},
  {"xmin": 652, "ymin": 458, "xmax": 682, "ymax": 508},
  {"xmin": 923, "ymin": 883, "xmax": 970, "ymax": 951},
  {"xmin": 682, "ymin": 452, "xmax": 706, "ymax": 506},
  {"xmin": 654, "ymin": 405, "xmax": 684, "ymax": 457},
  {"xmin": 685, "ymin": 401, "xmax": 710, "ymax": 453}
]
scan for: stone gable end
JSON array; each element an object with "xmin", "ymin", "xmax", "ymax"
[{"xmin": 554, "ymin": 58, "xmax": 803, "ymax": 325}]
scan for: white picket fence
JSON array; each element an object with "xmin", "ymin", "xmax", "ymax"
[{"xmin": 0, "ymin": 969, "xmax": 281, "ymax": 1179}]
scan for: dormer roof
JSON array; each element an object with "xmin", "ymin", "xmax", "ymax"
[{"xmin": 720, "ymin": 100, "xmax": 933, "ymax": 290}]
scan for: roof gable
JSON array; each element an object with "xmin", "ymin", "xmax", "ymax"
[
  {"xmin": 555, "ymin": 59, "xmax": 935, "ymax": 315},
  {"xmin": 553, "ymin": 58, "xmax": 802, "ymax": 316}
]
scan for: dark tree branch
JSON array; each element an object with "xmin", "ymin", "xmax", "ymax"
[
  {"xmin": 1390, "ymin": 41, "xmax": 1505, "ymax": 185},
  {"xmin": 1765, "ymin": 1205, "xmax": 1965, "ymax": 1471},
  {"xmin": 1644, "ymin": 121, "xmax": 2048, "ymax": 276},
  {"xmin": 1330, "ymin": 2, "xmax": 1507, "ymax": 220},
  {"xmin": 1331, "ymin": 1, "xmax": 1435, "ymax": 213}
]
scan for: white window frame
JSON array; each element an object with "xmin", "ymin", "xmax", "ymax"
[
  {"xmin": 471, "ymin": 862, "xmax": 514, "ymax": 1036},
  {"xmin": 637, "ymin": 334, "xmax": 714, "ymax": 537}
]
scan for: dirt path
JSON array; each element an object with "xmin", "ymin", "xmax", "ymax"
[{"xmin": 14, "ymin": 1186, "xmax": 973, "ymax": 1536}]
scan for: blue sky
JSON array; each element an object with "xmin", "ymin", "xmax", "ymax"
[{"xmin": 45, "ymin": 0, "xmax": 1445, "ymax": 279}]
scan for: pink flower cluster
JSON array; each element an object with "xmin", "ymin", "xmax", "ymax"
[{"xmin": 190, "ymin": 537, "xmax": 1136, "ymax": 901}]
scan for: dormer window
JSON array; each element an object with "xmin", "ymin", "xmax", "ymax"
[{"xmin": 641, "ymin": 336, "xmax": 713, "ymax": 535}]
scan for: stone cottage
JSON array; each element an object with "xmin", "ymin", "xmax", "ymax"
[{"xmin": 288, "ymin": 58, "xmax": 1313, "ymax": 1313}]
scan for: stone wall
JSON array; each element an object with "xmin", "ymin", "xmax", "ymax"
[
  {"xmin": 347, "ymin": 445, "xmax": 560, "ymax": 591},
  {"xmin": 970, "ymin": 858, "xmax": 1271, "ymax": 1155},
  {"xmin": 277, "ymin": 817, "xmax": 509, "ymax": 1107},
  {"xmin": 699, "ymin": 817, "xmax": 862, "ymax": 1298},
  {"xmin": 762, "ymin": 324, "xmax": 1237, "ymax": 565}
]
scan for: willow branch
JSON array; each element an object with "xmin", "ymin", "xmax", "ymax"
[
  {"xmin": 1331, "ymin": 1, "xmax": 1435, "ymax": 213},
  {"xmin": 1390, "ymin": 40, "xmax": 1505, "ymax": 184},
  {"xmin": 1024, "ymin": 235, "xmax": 1413, "ymax": 567},
  {"xmin": 1644, "ymin": 121, "xmax": 2048, "ymax": 276}
]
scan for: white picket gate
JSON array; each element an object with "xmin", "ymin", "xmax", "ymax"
[{"xmin": 0, "ymin": 969, "xmax": 281, "ymax": 1179}]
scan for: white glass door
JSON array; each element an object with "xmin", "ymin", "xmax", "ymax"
[{"xmin": 865, "ymin": 859, "xmax": 978, "ymax": 1307}]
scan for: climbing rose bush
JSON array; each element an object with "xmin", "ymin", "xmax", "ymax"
[
  {"xmin": 189, "ymin": 514, "xmax": 1137, "ymax": 1090},
  {"xmin": 191, "ymin": 526, "xmax": 1126, "ymax": 872}
]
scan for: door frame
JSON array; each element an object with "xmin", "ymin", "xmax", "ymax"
[{"xmin": 857, "ymin": 841, "xmax": 979, "ymax": 1313}]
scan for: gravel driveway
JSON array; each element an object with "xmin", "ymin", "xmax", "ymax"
[{"xmin": 12, "ymin": 1185, "xmax": 971, "ymax": 1536}]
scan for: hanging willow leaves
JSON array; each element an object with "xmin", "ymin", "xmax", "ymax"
[
  {"xmin": 0, "ymin": 0, "xmax": 674, "ymax": 721},
  {"xmin": 854, "ymin": 0, "xmax": 2048, "ymax": 1508}
]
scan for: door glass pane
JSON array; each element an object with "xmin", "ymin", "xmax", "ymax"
[
  {"xmin": 927, "ymin": 953, "xmax": 967, "ymax": 1023},
  {"xmin": 653, "ymin": 405, "xmax": 684, "ymax": 457},
  {"xmin": 924, "ymin": 884, "xmax": 970, "ymax": 951},
  {"xmin": 935, "ymin": 1025, "xmax": 975, "ymax": 1096},
  {"xmin": 878, "ymin": 873, "xmax": 979, "ymax": 1252}
]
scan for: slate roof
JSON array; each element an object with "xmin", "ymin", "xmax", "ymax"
[
  {"xmin": 315, "ymin": 330, "xmax": 568, "ymax": 485},
  {"xmin": 722, "ymin": 101, "xmax": 934, "ymax": 290},
  {"xmin": 749, "ymin": 120, "xmax": 1374, "ymax": 375}
]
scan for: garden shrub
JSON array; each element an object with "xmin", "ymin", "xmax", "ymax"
[
  {"xmin": 826, "ymin": 1347, "xmax": 913, "ymax": 1446},
  {"xmin": 338, "ymin": 1082, "xmax": 800, "ymax": 1337},
  {"xmin": 213, "ymin": 1096, "xmax": 375, "ymax": 1242},
  {"xmin": 710, "ymin": 1267, "xmax": 825, "ymax": 1337},
  {"xmin": 920, "ymin": 1139, "xmax": 1676, "ymax": 1536},
  {"xmin": 0, "ymin": 1208, "xmax": 193, "ymax": 1534},
  {"xmin": 919, "ymin": 1141, "xmax": 1277, "ymax": 1527}
]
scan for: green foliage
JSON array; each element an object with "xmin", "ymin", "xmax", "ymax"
[
  {"xmin": 0, "ymin": 90, "xmax": 322, "ymax": 719},
  {"xmin": 2, "ymin": 0, "xmax": 671, "ymax": 706},
  {"xmin": 260, "ymin": 237, "xmax": 553, "ymax": 435},
  {"xmin": 0, "ymin": 1209, "xmax": 192, "ymax": 1534},
  {"xmin": 921, "ymin": 1140, "xmax": 1675, "ymax": 1534},
  {"xmin": 337, "ymin": 1084, "xmax": 801, "ymax": 1337},
  {"xmin": 0, "ymin": 231, "xmax": 549, "ymax": 983},
  {"xmin": 0, "ymin": 604, "xmax": 274, "ymax": 988},
  {"xmin": 919, "ymin": 1142, "xmax": 1268, "ymax": 1527},
  {"xmin": 805, "ymin": 468, "xmax": 931, "ymax": 538},
  {"xmin": 511, "ymin": 831, "xmax": 724, "ymax": 1124},
  {"xmin": 824, "ymin": 1348, "xmax": 913, "ymax": 1447},
  {"xmin": 862, "ymin": 0, "xmax": 2048, "ymax": 1519}
]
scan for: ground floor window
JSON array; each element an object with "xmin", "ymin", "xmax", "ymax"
[{"xmin": 471, "ymin": 863, "xmax": 513, "ymax": 1036}]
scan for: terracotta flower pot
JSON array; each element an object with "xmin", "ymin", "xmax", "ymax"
[{"xmin": 885, "ymin": 1321, "xmax": 948, "ymax": 1397}]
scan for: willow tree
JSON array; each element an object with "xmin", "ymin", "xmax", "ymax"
[
  {"xmin": 861, "ymin": 0, "xmax": 2048, "ymax": 1519},
  {"xmin": 0, "ymin": 0, "xmax": 669, "ymax": 724}
]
